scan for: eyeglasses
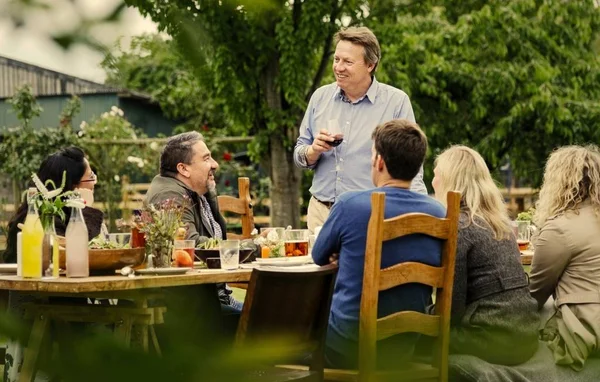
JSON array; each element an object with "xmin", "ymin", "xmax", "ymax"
[{"xmin": 80, "ymin": 171, "xmax": 97, "ymax": 183}]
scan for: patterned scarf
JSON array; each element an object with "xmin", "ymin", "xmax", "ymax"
[{"xmin": 198, "ymin": 195, "xmax": 223, "ymax": 240}]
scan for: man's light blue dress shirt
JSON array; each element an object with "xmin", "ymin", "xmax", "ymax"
[{"xmin": 294, "ymin": 78, "xmax": 427, "ymax": 202}]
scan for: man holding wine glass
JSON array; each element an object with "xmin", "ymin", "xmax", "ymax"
[{"xmin": 294, "ymin": 26, "xmax": 428, "ymax": 233}]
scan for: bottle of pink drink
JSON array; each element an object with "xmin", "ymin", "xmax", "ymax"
[{"xmin": 66, "ymin": 206, "xmax": 89, "ymax": 277}]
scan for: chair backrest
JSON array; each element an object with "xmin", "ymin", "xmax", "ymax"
[
  {"xmin": 217, "ymin": 177, "xmax": 254, "ymax": 239},
  {"xmin": 359, "ymin": 191, "xmax": 460, "ymax": 382},
  {"xmin": 236, "ymin": 264, "xmax": 338, "ymax": 373}
]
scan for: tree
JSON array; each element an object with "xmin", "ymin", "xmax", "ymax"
[
  {"xmin": 372, "ymin": 0, "xmax": 600, "ymax": 185},
  {"xmin": 101, "ymin": 34, "xmax": 231, "ymax": 133},
  {"xmin": 125, "ymin": 0, "xmax": 376, "ymax": 227},
  {"xmin": 0, "ymin": 87, "xmax": 78, "ymax": 208}
]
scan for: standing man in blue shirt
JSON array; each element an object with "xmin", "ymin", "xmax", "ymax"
[
  {"xmin": 294, "ymin": 26, "xmax": 427, "ymax": 233},
  {"xmin": 311, "ymin": 119, "xmax": 445, "ymax": 368}
]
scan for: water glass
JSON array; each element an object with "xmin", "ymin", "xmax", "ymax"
[{"xmin": 219, "ymin": 240, "xmax": 240, "ymax": 270}]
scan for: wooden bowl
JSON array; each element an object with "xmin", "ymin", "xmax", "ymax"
[{"xmin": 59, "ymin": 248, "xmax": 146, "ymax": 272}]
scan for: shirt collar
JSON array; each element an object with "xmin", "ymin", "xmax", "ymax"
[{"xmin": 333, "ymin": 76, "xmax": 379, "ymax": 104}]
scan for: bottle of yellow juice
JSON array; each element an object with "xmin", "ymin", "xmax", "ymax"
[{"xmin": 22, "ymin": 188, "xmax": 43, "ymax": 278}]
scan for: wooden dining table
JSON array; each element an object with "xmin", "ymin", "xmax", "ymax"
[{"xmin": 0, "ymin": 269, "xmax": 252, "ymax": 382}]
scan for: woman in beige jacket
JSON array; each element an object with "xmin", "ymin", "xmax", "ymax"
[{"xmin": 529, "ymin": 145, "xmax": 600, "ymax": 371}]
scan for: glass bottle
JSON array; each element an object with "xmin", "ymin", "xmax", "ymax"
[
  {"xmin": 22, "ymin": 188, "xmax": 43, "ymax": 278},
  {"xmin": 66, "ymin": 205, "xmax": 89, "ymax": 278}
]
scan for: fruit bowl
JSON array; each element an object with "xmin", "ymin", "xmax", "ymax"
[{"xmin": 59, "ymin": 248, "xmax": 146, "ymax": 273}]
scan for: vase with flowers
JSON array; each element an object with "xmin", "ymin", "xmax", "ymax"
[
  {"xmin": 29, "ymin": 172, "xmax": 84, "ymax": 278},
  {"xmin": 139, "ymin": 197, "xmax": 189, "ymax": 268}
]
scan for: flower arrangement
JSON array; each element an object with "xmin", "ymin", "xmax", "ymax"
[
  {"xmin": 30, "ymin": 172, "xmax": 85, "ymax": 230},
  {"xmin": 139, "ymin": 197, "xmax": 189, "ymax": 267},
  {"xmin": 253, "ymin": 228, "xmax": 285, "ymax": 258}
]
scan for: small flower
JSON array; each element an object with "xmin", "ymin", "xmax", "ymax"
[
  {"xmin": 114, "ymin": 175, "xmax": 120, "ymax": 182},
  {"xmin": 77, "ymin": 130, "xmax": 85, "ymax": 137},
  {"xmin": 101, "ymin": 112, "xmax": 109, "ymax": 119},
  {"xmin": 65, "ymin": 198, "xmax": 86, "ymax": 209},
  {"xmin": 224, "ymin": 179, "xmax": 230, "ymax": 187},
  {"xmin": 223, "ymin": 152, "xmax": 232, "ymax": 161},
  {"xmin": 202, "ymin": 124, "xmax": 209, "ymax": 131},
  {"xmin": 150, "ymin": 142, "xmax": 159, "ymax": 151},
  {"xmin": 79, "ymin": 121, "xmax": 88, "ymax": 130}
]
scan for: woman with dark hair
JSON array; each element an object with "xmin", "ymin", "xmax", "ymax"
[{"xmin": 3, "ymin": 146, "xmax": 104, "ymax": 263}]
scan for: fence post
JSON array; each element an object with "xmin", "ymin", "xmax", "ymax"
[{"xmin": 121, "ymin": 175, "xmax": 131, "ymax": 222}]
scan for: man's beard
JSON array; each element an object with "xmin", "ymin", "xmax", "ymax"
[{"xmin": 207, "ymin": 171, "xmax": 217, "ymax": 193}]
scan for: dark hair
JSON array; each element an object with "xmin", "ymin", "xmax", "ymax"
[
  {"xmin": 371, "ymin": 119, "xmax": 427, "ymax": 181},
  {"xmin": 160, "ymin": 132, "xmax": 204, "ymax": 177},
  {"xmin": 335, "ymin": 26, "xmax": 381, "ymax": 72},
  {"xmin": 3, "ymin": 146, "xmax": 88, "ymax": 263}
]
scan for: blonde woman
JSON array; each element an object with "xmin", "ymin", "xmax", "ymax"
[
  {"xmin": 530, "ymin": 145, "xmax": 600, "ymax": 371},
  {"xmin": 432, "ymin": 145, "xmax": 539, "ymax": 365}
]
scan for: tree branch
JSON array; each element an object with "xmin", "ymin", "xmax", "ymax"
[
  {"xmin": 306, "ymin": 0, "xmax": 347, "ymax": 102},
  {"xmin": 292, "ymin": 0, "xmax": 302, "ymax": 30}
]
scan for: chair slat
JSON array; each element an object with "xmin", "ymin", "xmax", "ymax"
[
  {"xmin": 216, "ymin": 177, "xmax": 255, "ymax": 239},
  {"xmin": 217, "ymin": 195, "xmax": 247, "ymax": 215},
  {"xmin": 382, "ymin": 214, "xmax": 449, "ymax": 241},
  {"xmin": 379, "ymin": 262, "xmax": 444, "ymax": 291},
  {"xmin": 376, "ymin": 311, "xmax": 440, "ymax": 340}
]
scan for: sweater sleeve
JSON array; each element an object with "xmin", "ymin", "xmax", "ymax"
[
  {"xmin": 450, "ymin": 227, "xmax": 469, "ymax": 323},
  {"xmin": 529, "ymin": 219, "xmax": 571, "ymax": 309}
]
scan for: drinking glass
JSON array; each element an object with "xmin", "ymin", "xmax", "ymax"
[
  {"xmin": 516, "ymin": 221, "xmax": 531, "ymax": 251},
  {"xmin": 174, "ymin": 239, "xmax": 195, "ymax": 268},
  {"xmin": 283, "ymin": 229, "xmax": 309, "ymax": 257},
  {"xmin": 308, "ymin": 234, "xmax": 316, "ymax": 255},
  {"xmin": 108, "ymin": 233, "xmax": 131, "ymax": 248},
  {"xmin": 327, "ymin": 119, "xmax": 344, "ymax": 172},
  {"xmin": 260, "ymin": 227, "xmax": 285, "ymax": 241},
  {"xmin": 219, "ymin": 240, "xmax": 240, "ymax": 270}
]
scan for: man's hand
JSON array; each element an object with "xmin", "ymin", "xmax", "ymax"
[
  {"xmin": 329, "ymin": 253, "xmax": 339, "ymax": 265},
  {"xmin": 305, "ymin": 129, "xmax": 335, "ymax": 165},
  {"xmin": 311, "ymin": 129, "xmax": 335, "ymax": 154}
]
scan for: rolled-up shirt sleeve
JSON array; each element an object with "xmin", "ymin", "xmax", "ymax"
[
  {"xmin": 294, "ymin": 93, "xmax": 319, "ymax": 169},
  {"xmin": 529, "ymin": 220, "xmax": 571, "ymax": 309}
]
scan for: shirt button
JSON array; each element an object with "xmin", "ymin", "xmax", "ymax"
[{"xmin": 337, "ymin": 177, "xmax": 341, "ymax": 181}]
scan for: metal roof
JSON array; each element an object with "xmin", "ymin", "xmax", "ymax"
[{"xmin": 0, "ymin": 55, "xmax": 128, "ymax": 99}]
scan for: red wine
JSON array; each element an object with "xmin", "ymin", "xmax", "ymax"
[{"xmin": 330, "ymin": 139, "xmax": 343, "ymax": 147}]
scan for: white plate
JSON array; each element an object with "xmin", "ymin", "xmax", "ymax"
[
  {"xmin": 135, "ymin": 268, "xmax": 190, "ymax": 276},
  {"xmin": 253, "ymin": 256, "xmax": 313, "ymax": 267}
]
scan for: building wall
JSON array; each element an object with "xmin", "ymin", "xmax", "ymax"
[{"xmin": 0, "ymin": 94, "xmax": 176, "ymax": 136}]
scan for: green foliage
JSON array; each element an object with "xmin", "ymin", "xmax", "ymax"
[
  {"xmin": 58, "ymin": 96, "xmax": 81, "ymax": 128},
  {"xmin": 101, "ymin": 34, "xmax": 231, "ymax": 133},
  {"xmin": 0, "ymin": 86, "xmax": 77, "ymax": 190},
  {"xmin": 374, "ymin": 0, "xmax": 600, "ymax": 185},
  {"xmin": 80, "ymin": 106, "xmax": 159, "ymax": 229},
  {"xmin": 6, "ymin": 85, "xmax": 43, "ymax": 130}
]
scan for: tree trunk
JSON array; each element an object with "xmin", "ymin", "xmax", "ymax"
[
  {"xmin": 270, "ymin": 137, "xmax": 301, "ymax": 228},
  {"xmin": 261, "ymin": 56, "xmax": 301, "ymax": 228}
]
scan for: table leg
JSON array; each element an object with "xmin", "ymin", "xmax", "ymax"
[{"xmin": 19, "ymin": 313, "xmax": 49, "ymax": 382}]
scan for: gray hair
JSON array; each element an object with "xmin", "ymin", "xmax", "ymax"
[{"xmin": 160, "ymin": 131, "xmax": 204, "ymax": 177}]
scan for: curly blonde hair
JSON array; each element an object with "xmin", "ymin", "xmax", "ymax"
[
  {"xmin": 534, "ymin": 145, "xmax": 600, "ymax": 227},
  {"xmin": 434, "ymin": 145, "xmax": 512, "ymax": 240}
]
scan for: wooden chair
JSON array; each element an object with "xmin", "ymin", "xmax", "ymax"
[
  {"xmin": 281, "ymin": 191, "xmax": 460, "ymax": 382},
  {"xmin": 218, "ymin": 177, "xmax": 254, "ymax": 239},
  {"xmin": 236, "ymin": 264, "xmax": 338, "ymax": 382}
]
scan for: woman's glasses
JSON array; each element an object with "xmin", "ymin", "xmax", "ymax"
[{"xmin": 79, "ymin": 171, "xmax": 97, "ymax": 183}]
